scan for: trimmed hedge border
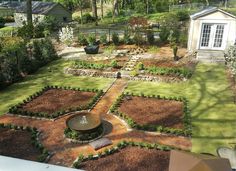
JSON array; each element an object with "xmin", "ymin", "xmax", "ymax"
[
  {"xmin": 64, "ymin": 124, "xmax": 104, "ymax": 143},
  {"xmin": 109, "ymin": 92, "xmax": 191, "ymax": 136},
  {"xmin": 0, "ymin": 123, "xmax": 50, "ymax": 162},
  {"xmin": 8, "ymin": 85, "xmax": 104, "ymax": 119},
  {"xmin": 144, "ymin": 66, "xmax": 193, "ymax": 79},
  {"xmin": 72, "ymin": 140, "xmax": 176, "ymax": 169}
]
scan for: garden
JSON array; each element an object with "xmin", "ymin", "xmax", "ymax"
[{"xmin": 0, "ymin": 1, "xmax": 236, "ymax": 170}]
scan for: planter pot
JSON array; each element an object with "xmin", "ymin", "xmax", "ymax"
[{"xmin": 84, "ymin": 45, "xmax": 99, "ymax": 54}]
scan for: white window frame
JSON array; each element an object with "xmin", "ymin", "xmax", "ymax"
[{"xmin": 197, "ymin": 20, "xmax": 229, "ymax": 51}]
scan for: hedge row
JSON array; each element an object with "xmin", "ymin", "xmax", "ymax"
[
  {"xmin": 109, "ymin": 92, "xmax": 191, "ymax": 136},
  {"xmin": 73, "ymin": 140, "xmax": 175, "ymax": 168},
  {"xmin": 0, "ymin": 123, "xmax": 49, "ymax": 162},
  {"xmin": 71, "ymin": 60, "xmax": 120, "ymax": 70},
  {"xmin": 8, "ymin": 85, "xmax": 104, "ymax": 119},
  {"xmin": 145, "ymin": 66, "xmax": 193, "ymax": 79}
]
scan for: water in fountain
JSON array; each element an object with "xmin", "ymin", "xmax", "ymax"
[{"xmin": 80, "ymin": 115, "xmax": 88, "ymax": 125}]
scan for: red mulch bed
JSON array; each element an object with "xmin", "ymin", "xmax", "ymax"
[
  {"xmin": 118, "ymin": 96, "xmax": 184, "ymax": 129},
  {"xmin": 80, "ymin": 146, "xmax": 170, "ymax": 171},
  {"xmin": 140, "ymin": 58, "xmax": 193, "ymax": 68},
  {"xmin": 21, "ymin": 89, "xmax": 96, "ymax": 115},
  {"xmin": 0, "ymin": 128, "xmax": 41, "ymax": 161}
]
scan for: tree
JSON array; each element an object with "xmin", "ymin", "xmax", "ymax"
[
  {"xmin": 26, "ymin": 0, "xmax": 33, "ymax": 26},
  {"xmin": 101, "ymin": 0, "xmax": 104, "ymax": 19},
  {"xmin": 91, "ymin": 0, "xmax": 98, "ymax": 19}
]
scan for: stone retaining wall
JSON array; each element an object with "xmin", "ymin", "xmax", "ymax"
[{"xmin": 65, "ymin": 67, "xmax": 184, "ymax": 83}]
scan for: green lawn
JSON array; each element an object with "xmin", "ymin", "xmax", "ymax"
[
  {"xmin": 125, "ymin": 63, "xmax": 236, "ymax": 154},
  {"xmin": 0, "ymin": 59, "xmax": 114, "ymax": 115}
]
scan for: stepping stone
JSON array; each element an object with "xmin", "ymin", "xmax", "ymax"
[{"xmin": 89, "ymin": 138, "xmax": 112, "ymax": 150}]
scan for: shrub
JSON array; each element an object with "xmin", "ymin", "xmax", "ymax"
[
  {"xmin": 87, "ymin": 34, "xmax": 96, "ymax": 45},
  {"xmin": 0, "ymin": 17, "xmax": 5, "ymax": 28},
  {"xmin": 173, "ymin": 45, "xmax": 178, "ymax": 61},
  {"xmin": 17, "ymin": 24, "xmax": 34, "ymax": 39},
  {"xmin": 78, "ymin": 33, "xmax": 88, "ymax": 45},
  {"xmin": 179, "ymin": 33, "xmax": 188, "ymax": 48},
  {"xmin": 136, "ymin": 62, "xmax": 144, "ymax": 70},
  {"xmin": 176, "ymin": 10, "xmax": 189, "ymax": 21},
  {"xmin": 133, "ymin": 32, "xmax": 144, "ymax": 45},
  {"xmin": 147, "ymin": 31, "xmax": 155, "ymax": 44},
  {"xmin": 123, "ymin": 31, "xmax": 132, "ymax": 44},
  {"xmin": 100, "ymin": 34, "xmax": 107, "ymax": 44},
  {"xmin": 82, "ymin": 13, "xmax": 96, "ymax": 23},
  {"xmin": 110, "ymin": 60, "xmax": 118, "ymax": 68},
  {"xmin": 159, "ymin": 27, "xmax": 169, "ymax": 43},
  {"xmin": 130, "ymin": 69, "xmax": 139, "ymax": 77},
  {"xmin": 59, "ymin": 26, "xmax": 74, "ymax": 46},
  {"xmin": 112, "ymin": 32, "xmax": 119, "ymax": 45}
]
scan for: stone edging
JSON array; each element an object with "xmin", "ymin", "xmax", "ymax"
[{"xmin": 65, "ymin": 67, "xmax": 185, "ymax": 83}]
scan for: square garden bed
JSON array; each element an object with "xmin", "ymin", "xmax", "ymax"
[
  {"xmin": 0, "ymin": 123, "xmax": 49, "ymax": 162},
  {"xmin": 74, "ymin": 141, "xmax": 171, "ymax": 171},
  {"xmin": 110, "ymin": 93, "xmax": 191, "ymax": 136},
  {"xmin": 9, "ymin": 86, "xmax": 103, "ymax": 119}
]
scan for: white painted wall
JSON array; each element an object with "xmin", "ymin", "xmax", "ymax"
[{"xmin": 188, "ymin": 10, "xmax": 236, "ymax": 53}]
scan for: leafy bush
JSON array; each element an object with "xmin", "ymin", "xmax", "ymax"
[
  {"xmin": 17, "ymin": 24, "xmax": 34, "ymax": 39},
  {"xmin": 176, "ymin": 10, "xmax": 189, "ymax": 21},
  {"xmin": 112, "ymin": 32, "xmax": 119, "ymax": 45},
  {"xmin": 110, "ymin": 60, "xmax": 118, "ymax": 68},
  {"xmin": 159, "ymin": 27, "xmax": 169, "ymax": 43},
  {"xmin": 136, "ymin": 62, "xmax": 144, "ymax": 70},
  {"xmin": 147, "ymin": 31, "xmax": 155, "ymax": 44},
  {"xmin": 224, "ymin": 45, "xmax": 236, "ymax": 75},
  {"xmin": 123, "ymin": 31, "xmax": 132, "ymax": 44},
  {"xmin": 100, "ymin": 34, "xmax": 107, "ymax": 44},
  {"xmin": 179, "ymin": 33, "xmax": 188, "ymax": 47},
  {"xmin": 133, "ymin": 32, "xmax": 144, "ymax": 45},
  {"xmin": 87, "ymin": 34, "xmax": 96, "ymax": 45},
  {"xmin": 78, "ymin": 33, "xmax": 88, "ymax": 45},
  {"xmin": 0, "ymin": 17, "xmax": 5, "ymax": 28},
  {"xmin": 82, "ymin": 13, "xmax": 96, "ymax": 23}
]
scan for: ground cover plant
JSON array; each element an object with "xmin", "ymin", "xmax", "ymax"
[
  {"xmin": 70, "ymin": 56, "xmax": 129, "ymax": 71},
  {"xmin": 0, "ymin": 59, "xmax": 114, "ymax": 115},
  {"xmin": 136, "ymin": 58, "xmax": 196, "ymax": 79},
  {"xmin": 0, "ymin": 123, "xmax": 49, "ymax": 162},
  {"xmin": 125, "ymin": 64, "xmax": 236, "ymax": 154},
  {"xmin": 9, "ymin": 85, "xmax": 103, "ymax": 119},
  {"xmin": 110, "ymin": 93, "xmax": 191, "ymax": 136},
  {"xmin": 73, "ymin": 140, "xmax": 172, "ymax": 170}
]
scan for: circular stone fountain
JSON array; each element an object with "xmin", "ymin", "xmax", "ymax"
[{"xmin": 65, "ymin": 112, "xmax": 103, "ymax": 142}]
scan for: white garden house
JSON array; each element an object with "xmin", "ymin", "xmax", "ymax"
[{"xmin": 188, "ymin": 7, "xmax": 236, "ymax": 62}]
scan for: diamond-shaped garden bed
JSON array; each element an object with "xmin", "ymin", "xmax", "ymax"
[
  {"xmin": 110, "ymin": 93, "xmax": 191, "ymax": 136},
  {"xmin": 9, "ymin": 86, "xmax": 103, "ymax": 119}
]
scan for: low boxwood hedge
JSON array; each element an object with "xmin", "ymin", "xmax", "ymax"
[
  {"xmin": 72, "ymin": 140, "xmax": 176, "ymax": 169},
  {"xmin": 8, "ymin": 85, "xmax": 104, "ymax": 119},
  {"xmin": 145, "ymin": 66, "xmax": 193, "ymax": 79},
  {"xmin": 109, "ymin": 92, "xmax": 191, "ymax": 136},
  {"xmin": 64, "ymin": 124, "xmax": 103, "ymax": 141},
  {"xmin": 0, "ymin": 123, "xmax": 49, "ymax": 162}
]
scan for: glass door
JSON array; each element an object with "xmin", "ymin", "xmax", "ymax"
[{"xmin": 200, "ymin": 23, "xmax": 226, "ymax": 50}]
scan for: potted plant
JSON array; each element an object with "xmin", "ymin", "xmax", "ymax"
[{"xmin": 84, "ymin": 34, "xmax": 99, "ymax": 54}]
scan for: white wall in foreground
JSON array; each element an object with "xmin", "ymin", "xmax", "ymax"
[{"xmin": 0, "ymin": 155, "xmax": 83, "ymax": 171}]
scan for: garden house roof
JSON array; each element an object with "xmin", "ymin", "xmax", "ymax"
[
  {"xmin": 16, "ymin": 1, "xmax": 59, "ymax": 14},
  {"xmin": 190, "ymin": 7, "xmax": 236, "ymax": 20}
]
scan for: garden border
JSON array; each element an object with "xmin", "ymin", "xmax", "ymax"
[
  {"xmin": 8, "ymin": 85, "xmax": 104, "ymax": 120},
  {"xmin": 109, "ymin": 92, "xmax": 191, "ymax": 136},
  {"xmin": 72, "ymin": 140, "xmax": 178, "ymax": 169},
  {"xmin": 0, "ymin": 123, "xmax": 50, "ymax": 162}
]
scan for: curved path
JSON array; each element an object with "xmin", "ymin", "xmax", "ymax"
[{"xmin": 0, "ymin": 79, "xmax": 191, "ymax": 167}]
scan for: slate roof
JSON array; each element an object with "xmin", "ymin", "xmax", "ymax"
[
  {"xmin": 16, "ymin": 1, "xmax": 58, "ymax": 14},
  {"xmin": 0, "ymin": 1, "xmax": 21, "ymax": 9},
  {"xmin": 190, "ymin": 7, "xmax": 236, "ymax": 20}
]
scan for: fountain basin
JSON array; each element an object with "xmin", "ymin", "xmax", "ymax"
[
  {"xmin": 65, "ymin": 112, "xmax": 103, "ymax": 142},
  {"xmin": 66, "ymin": 112, "xmax": 102, "ymax": 133}
]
